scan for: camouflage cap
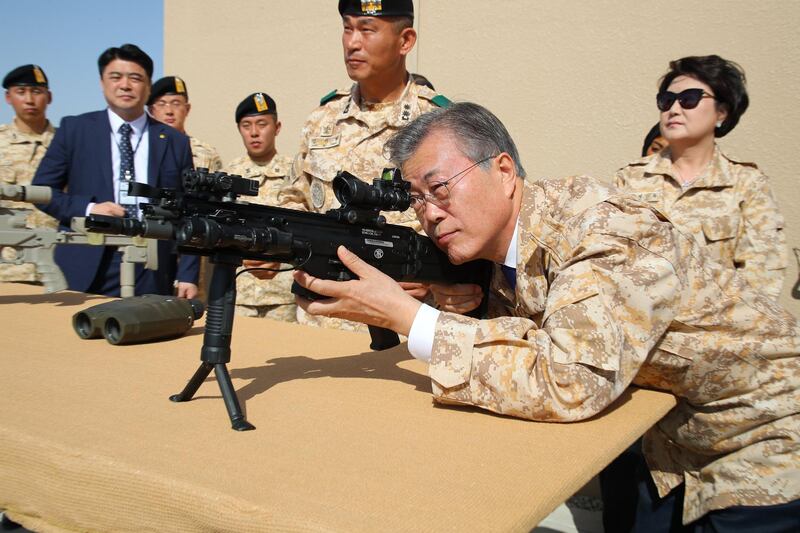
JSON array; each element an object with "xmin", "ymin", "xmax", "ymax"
[
  {"xmin": 235, "ymin": 92, "xmax": 277, "ymax": 123},
  {"xmin": 3, "ymin": 65, "xmax": 49, "ymax": 89},
  {"xmin": 148, "ymin": 76, "xmax": 188, "ymax": 105},
  {"xmin": 338, "ymin": 0, "xmax": 413, "ymax": 18}
]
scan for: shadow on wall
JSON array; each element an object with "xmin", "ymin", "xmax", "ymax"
[{"xmin": 794, "ymin": 248, "xmax": 800, "ymax": 299}]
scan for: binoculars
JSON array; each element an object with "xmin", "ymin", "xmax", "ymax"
[{"xmin": 73, "ymin": 295, "xmax": 205, "ymax": 345}]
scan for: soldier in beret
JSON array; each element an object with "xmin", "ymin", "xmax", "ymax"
[
  {"xmin": 0, "ymin": 64, "xmax": 59, "ymax": 283},
  {"xmin": 147, "ymin": 76, "xmax": 223, "ymax": 171},
  {"xmin": 228, "ymin": 93, "xmax": 297, "ymax": 321},
  {"xmin": 277, "ymin": 0, "xmax": 451, "ymax": 331}
]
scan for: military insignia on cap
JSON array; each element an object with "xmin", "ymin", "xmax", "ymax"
[
  {"xmin": 254, "ymin": 93, "xmax": 269, "ymax": 113},
  {"xmin": 361, "ymin": 0, "xmax": 382, "ymax": 14},
  {"xmin": 310, "ymin": 180, "xmax": 326, "ymax": 209},
  {"xmin": 174, "ymin": 77, "xmax": 186, "ymax": 94},
  {"xmin": 33, "ymin": 66, "xmax": 46, "ymax": 84}
]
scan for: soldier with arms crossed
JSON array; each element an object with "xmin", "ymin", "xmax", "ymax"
[{"xmin": 275, "ymin": 0, "xmax": 450, "ymax": 330}]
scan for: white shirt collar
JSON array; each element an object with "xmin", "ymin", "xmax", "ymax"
[
  {"xmin": 107, "ymin": 108, "xmax": 148, "ymax": 135},
  {"xmin": 503, "ymin": 217, "xmax": 520, "ymax": 269}
]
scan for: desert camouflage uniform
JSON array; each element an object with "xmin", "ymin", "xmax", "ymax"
[
  {"xmin": 429, "ymin": 176, "xmax": 799, "ymax": 524},
  {"xmin": 189, "ymin": 135, "xmax": 223, "ymax": 172},
  {"xmin": 0, "ymin": 120, "xmax": 58, "ymax": 281},
  {"xmin": 614, "ymin": 147, "xmax": 787, "ymax": 300},
  {"xmin": 284, "ymin": 78, "xmax": 448, "ymax": 331},
  {"xmin": 227, "ymin": 154, "xmax": 296, "ymax": 322}
]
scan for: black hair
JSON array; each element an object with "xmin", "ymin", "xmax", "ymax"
[
  {"xmin": 642, "ymin": 123, "xmax": 662, "ymax": 157},
  {"xmin": 658, "ymin": 55, "xmax": 748, "ymax": 137},
  {"xmin": 97, "ymin": 44, "xmax": 154, "ymax": 79}
]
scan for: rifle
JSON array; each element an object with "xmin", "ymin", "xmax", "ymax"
[
  {"xmin": 0, "ymin": 184, "xmax": 158, "ymax": 296},
  {"xmin": 85, "ymin": 168, "xmax": 491, "ymax": 430}
]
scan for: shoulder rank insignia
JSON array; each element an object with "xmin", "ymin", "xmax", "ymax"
[
  {"xmin": 431, "ymin": 95, "xmax": 452, "ymax": 108},
  {"xmin": 320, "ymin": 89, "xmax": 338, "ymax": 106}
]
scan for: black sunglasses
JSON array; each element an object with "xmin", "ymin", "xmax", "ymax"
[{"xmin": 656, "ymin": 88, "xmax": 716, "ymax": 112}]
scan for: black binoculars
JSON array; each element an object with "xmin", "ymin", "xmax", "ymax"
[{"xmin": 73, "ymin": 295, "xmax": 204, "ymax": 345}]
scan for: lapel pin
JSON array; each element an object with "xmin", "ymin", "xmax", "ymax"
[{"xmin": 159, "ymin": 133, "xmax": 166, "ymax": 139}]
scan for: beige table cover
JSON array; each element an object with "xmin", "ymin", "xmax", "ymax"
[{"xmin": 0, "ymin": 283, "xmax": 676, "ymax": 532}]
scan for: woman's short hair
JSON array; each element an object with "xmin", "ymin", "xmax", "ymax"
[{"xmin": 658, "ymin": 55, "xmax": 749, "ymax": 137}]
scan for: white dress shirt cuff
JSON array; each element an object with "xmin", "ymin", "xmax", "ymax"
[
  {"xmin": 407, "ymin": 303, "xmax": 440, "ymax": 362},
  {"xmin": 85, "ymin": 202, "xmax": 95, "ymax": 217}
]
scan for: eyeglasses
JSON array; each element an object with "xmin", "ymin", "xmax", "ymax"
[
  {"xmin": 409, "ymin": 154, "xmax": 496, "ymax": 213},
  {"xmin": 151, "ymin": 100, "xmax": 187, "ymax": 109},
  {"xmin": 656, "ymin": 88, "xmax": 716, "ymax": 112}
]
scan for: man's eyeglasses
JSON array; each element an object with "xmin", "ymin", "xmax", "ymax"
[
  {"xmin": 656, "ymin": 88, "xmax": 716, "ymax": 112},
  {"xmin": 409, "ymin": 154, "xmax": 496, "ymax": 213},
  {"xmin": 152, "ymin": 100, "xmax": 187, "ymax": 109}
]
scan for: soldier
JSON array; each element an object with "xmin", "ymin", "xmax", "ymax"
[
  {"xmin": 295, "ymin": 102, "xmax": 800, "ymax": 531},
  {"xmin": 615, "ymin": 55, "xmax": 787, "ymax": 301},
  {"xmin": 280, "ymin": 0, "xmax": 450, "ymax": 330},
  {"xmin": 229, "ymin": 92, "xmax": 296, "ymax": 321},
  {"xmin": 0, "ymin": 64, "xmax": 58, "ymax": 283},
  {"xmin": 147, "ymin": 76, "xmax": 223, "ymax": 171}
]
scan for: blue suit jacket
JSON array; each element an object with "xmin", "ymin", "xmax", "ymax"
[{"xmin": 32, "ymin": 110, "xmax": 199, "ymax": 294}]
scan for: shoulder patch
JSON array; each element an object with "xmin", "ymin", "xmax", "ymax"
[
  {"xmin": 320, "ymin": 89, "xmax": 339, "ymax": 106},
  {"xmin": 431, "ymin": 95, "xmax": 452, "ymax": 108}
]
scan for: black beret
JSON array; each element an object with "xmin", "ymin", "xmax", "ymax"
[
  {"xmin": 338, "ymin": 0, "xmax": 413, "ymax": 18},
  {"xmin": 148, "ymin": 76, "xmax": 188, "ymax": 105},
  {"xmin": 3, "ymin": 64, "xmax": 49, "ymax": 89},
  {"xmin": 235, "ymin": 92, "xmax": 277, "ymax": 123}
]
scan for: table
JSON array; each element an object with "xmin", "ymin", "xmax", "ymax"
[{"xmin": 0, "ymin": 283, "xmax": 676, "ymax": 532}]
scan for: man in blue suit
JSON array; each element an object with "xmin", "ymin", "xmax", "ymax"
[{"xmin": 33, "ymin": 44, "xmax": 199, "ymax": 297}]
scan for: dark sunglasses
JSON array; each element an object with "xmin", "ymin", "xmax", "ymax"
[{"xmin": 656, "ymin": 88, "xmax": 716, "ymax": 112}]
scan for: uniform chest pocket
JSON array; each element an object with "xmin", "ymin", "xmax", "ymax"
[
  {"xmin": 0, "ymin": 160, "xmax": 16, "ymax": 183},
  {"xmin": 303, "ymin": 144, "xmax": 343, "ymax": 182},
  {"xmin": 701, "ymin": 214, "xmax": 738, "ymax": 242}
]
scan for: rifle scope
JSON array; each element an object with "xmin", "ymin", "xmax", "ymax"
[
  {"xmin": 183, "ymin": 168, "xmax": 259, "ymax": 198},
  {"xmin": 333, "ymin": 169, "xmax": 411, "ymax": 212},
  {"xmin": 176, "ymin": 217, "xmax": 294, "ymax": 255}
]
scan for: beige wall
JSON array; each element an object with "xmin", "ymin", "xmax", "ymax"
[{"xmin": 165, "ymin": 0, "xmax": 800, "ymax": 315}]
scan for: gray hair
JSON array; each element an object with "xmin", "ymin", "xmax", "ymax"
[{"xmin": 385, "ymin": 102, "xmax": 526, "ymax": 178}]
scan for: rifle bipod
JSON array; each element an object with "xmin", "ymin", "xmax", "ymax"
[{"xmin": 169, "ymin": 254, "xmax": 255, "ymax": 431}]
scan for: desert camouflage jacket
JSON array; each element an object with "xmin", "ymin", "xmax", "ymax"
[
  {"xmin": 189, "ymin": 135, "xmax": 223, "ymax": 172},
  {"xmin": 429, "ymin": 176, "xmax": 799, "ymax": 524},
  {"xmin": 614, "ymin": 147, "xmax": 787, "ymax": 300}
]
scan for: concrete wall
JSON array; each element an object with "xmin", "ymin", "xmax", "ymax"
[{"xmin": 165, "ymin": 0, "xmax": 800, "ymax": 314}]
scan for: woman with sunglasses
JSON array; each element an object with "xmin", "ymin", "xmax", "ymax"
[{"xmin": 614, "ymin": 55, "xmax": 787, "ymax": 300}]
